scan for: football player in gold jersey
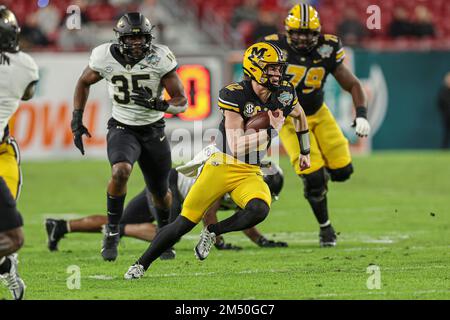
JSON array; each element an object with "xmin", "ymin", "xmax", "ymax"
[
  {"xmin": 124, "ymin": 42, "xmax": 310, "ymax": 279},
  {"xmin": 0, "ymin": 6, "xmax": 39, "ymax": 299},
  {"xmin": 264, "ymin": 3, "xmax": 370, "ymax": 246}
]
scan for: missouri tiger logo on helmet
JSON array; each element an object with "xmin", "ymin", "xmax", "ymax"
[
  {"xmin": 285, "ymin": 3, "xmax": 321, "ymax": 52},
  {"xmin": 243, "ymin": 42, "xmax": 287, "ymax": 91}
]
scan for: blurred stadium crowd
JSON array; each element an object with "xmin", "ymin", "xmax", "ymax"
[{"xmin": 2, "ymin": 0, "xmax": 450, "ymax": 52}]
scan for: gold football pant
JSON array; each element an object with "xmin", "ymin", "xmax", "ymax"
[
  {"xmin": 181, "ymin": 152, "xmax": 272, "ymax": 224},
  {"xmin": 280, "ymin": 103, "xmax": 351, "ymax": 175},
  {"xmin": 0, "ymin": 138, "xmax": 22, "ymax": 200}
]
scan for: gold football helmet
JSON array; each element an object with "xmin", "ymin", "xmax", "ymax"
[
  {"xmin": 243, "ymin": 42, "xmax": 286, "ymax": 91},
  {"xmin": 285, "ymin": 3, "xmax": 321, "ymax": 52}
]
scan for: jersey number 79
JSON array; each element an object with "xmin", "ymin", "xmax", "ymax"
[{"xmin": 285, "ymin": 65, "xmax": 325, "ymax": 94}]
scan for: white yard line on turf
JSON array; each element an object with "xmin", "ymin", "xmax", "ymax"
[{"xmin": 314, "ymin": 289, "xmax": 450, "ymax": 298}]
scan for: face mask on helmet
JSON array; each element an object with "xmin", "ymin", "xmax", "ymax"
[
  {"xmin": 118, "ymin": 34, "xmax": 152, "ymax": 61},
  {"xmin": 287, "ymin": 29, "xmax": 320, "ymax": 53},
  {"xmin": 261, "ymin": 62, "xmax": 287, "ymax": 91},
  {"xmin": 114, "ymin": 12, "xmax": 154, "ymax": 61}
]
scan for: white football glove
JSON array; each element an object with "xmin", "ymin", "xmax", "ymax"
[
  {"xmin": 176, "ymin": 144, "xmax": 220, "ymax": 177},
  {"xmin": 354, "ymin": 117, "xmax": 370, "ymax": 137}
]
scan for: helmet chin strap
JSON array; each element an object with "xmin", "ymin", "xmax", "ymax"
[
  {"xmin": 262, "ymin": 67, "xmax": 285, "ymax": 92},
  {"xmin": 260, "ymin": 76, "xmax": 280, "ymax": 92}
]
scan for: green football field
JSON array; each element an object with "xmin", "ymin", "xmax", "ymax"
[{"xmin": 1, "ymin": 152, "xmax": 449, "ymax": 300}]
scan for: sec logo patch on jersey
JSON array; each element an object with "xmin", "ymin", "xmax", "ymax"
[{"xmin": 244, "ymin": 102, "xmax": 257, "ymax": 117}]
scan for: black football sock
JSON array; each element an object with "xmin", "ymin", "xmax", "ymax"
[
  {"xmin": 307, "ymin": 196, "xmax": 330, "ymax": 227},
  {"xmin": 107, "ymin": 193, "xmax": 126, "ymax": 227},
  {"xmin": 119, "ymin": 223, "xmax": 126, "ymax": 238},
  {"xmin": 0, "ymin": 257, "xmax": 12, "ymax": 274},
  {"xmin": 207, "ymin": 199, "xmax": 269, "ymax": 236},
  {"xmin": 154, "ymin": 207, "xmax": 170, "ymax": 230},
  {"xmin": 60, "ymin": 220, "xmax": 69, "ymax": 234},
  {"xmin": 138, "ymin": 216, "xmax": 196, "ymax": 270}
]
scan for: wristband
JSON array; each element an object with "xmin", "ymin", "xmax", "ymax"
[
  {"xmin": 165, "ymin": 103, "xmax": 188, "ymax": 114},
  {"xmin": 71, "ymin": 109, "xmax": 84, "ymax": 130},
  {"xmin": 355, "ymin": 106, "xmax": 367, "ymax": 119},
  {"xmin": 72, "ymin": 109, "xmax": 83, "ymax": 118},
  {"xmin": 267, "ymin": 125, "xmax": 278, "ymax": 140},
  {"xmin": 296, "ymin": 129, "xmax": 310, "ymax": 155}
]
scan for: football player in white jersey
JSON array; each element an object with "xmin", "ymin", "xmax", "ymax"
[
  {"xmin": 45, "ymin": 164, "xmax": 288, "ymax": 254},
  {"xmin": 71, "ymin": 12, "xmax": 187, "ymax": 262},
  {"xmin": 0, "ymin": 6, "xmax": 39, "ymax": 300}
]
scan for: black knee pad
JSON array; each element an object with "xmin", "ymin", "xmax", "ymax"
[
  {"xmin": 301, "ymin": 168, "xmax": 328, "ymax": 202},
  {"xmin": 328, "ymin": 163, "xmax": 354, "ymax": 182},
  {"xmin": 245, "ymin": 199, "xmax": 270, "ymax": 224}
]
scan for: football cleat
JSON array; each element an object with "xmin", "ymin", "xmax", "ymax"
[
  {"xmin": 0, "ymin": 254, "xmax": 26, "ymax": 300},
  {"xmin": 160, "ymin": 247, "xmax": 176, "ymax": 260},
  {"xmin": 319, "ymin": 225, "xmax": 337, "ymax": 247},
  {"xmin": 45, "ymin": 218, "xmax": 67, "ymax": 251},
  {"xmin": 124, "ymin": 263, "xmax": 145, "ymax": 280},
  {"xmin": 194, "ymin": 227, "xmax": 216, "ymax": 261},
  {"xmin": 101, "ymin": 224, "xmax": 120, "ymax": 261}
]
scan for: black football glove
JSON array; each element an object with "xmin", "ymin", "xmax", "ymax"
[
  {"xmin": 71, "ymin": 110, "xmax": 91, "ymax": 155},
  {"xmin": 130, "ymin": 86, "xmax": 169, "ymax": 111},
  {"xmin": 214, "ymin": 238, "xmax": 242, "ymax": 251},
  {"xmin": 257, "ymin": 236, "xmax": 288, "ymax": 248}
]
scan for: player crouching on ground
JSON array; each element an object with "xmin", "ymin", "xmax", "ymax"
[{"xmin": 124, "ymin": 42, "xmax": 310, "ymax": 279}]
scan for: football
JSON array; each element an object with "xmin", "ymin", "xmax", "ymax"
[{"xmin": 245, "ymin": 111, "xmax": 279, "ymax": 132}]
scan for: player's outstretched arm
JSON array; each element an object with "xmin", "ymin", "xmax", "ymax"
[
  {"xmin": 290, "ymin": 103, "xmax": 311, "ymax": 171},
  {"xmin": 333, "ymin": 63, "xmax": 370, "ymax": 137},
  {"xmin": 72, "ymin": 66, "xmax": 103, "ymax": 155}
]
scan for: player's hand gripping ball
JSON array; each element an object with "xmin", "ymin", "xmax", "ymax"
[{"xmin": 245, "ymin": 110, "xmax": 280, "ymax": 132}]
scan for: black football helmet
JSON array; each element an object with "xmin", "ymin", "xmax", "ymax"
[
  {"xmin": 262, "ymin": 162, "xmax": 284, "ymax": 201},
  {"xmin": 113, "ymin": 12, "xmax": 154, "ymax": 61},
  {"xmin": 0, "ymin": 6, "xmax": 20, "ymax": 53}
]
